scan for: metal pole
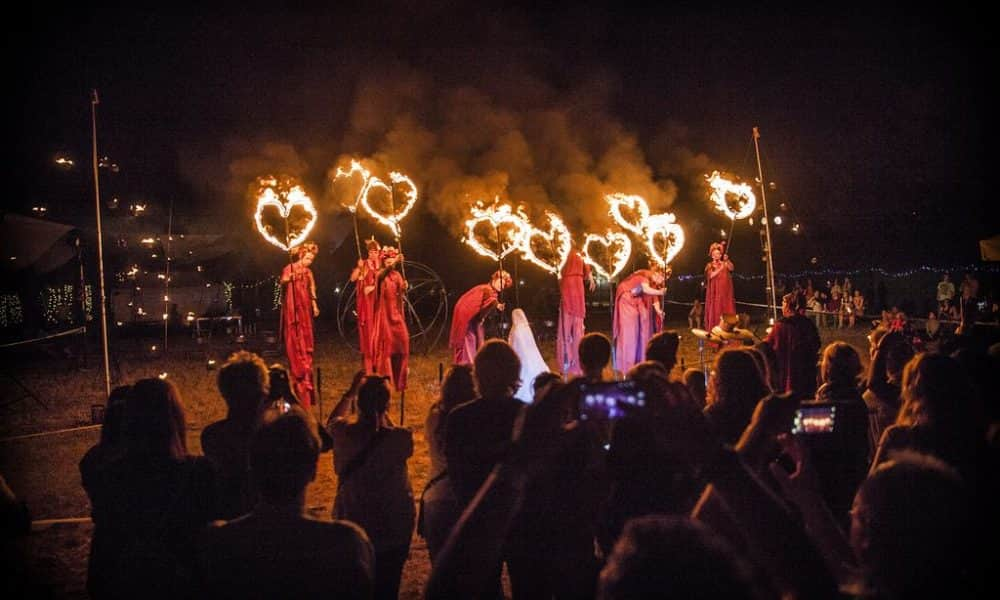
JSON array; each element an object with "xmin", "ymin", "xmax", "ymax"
[
  {"xmin": 90, "ymin": 89, "xmax": 111, "ymax": 399},
  {"xmin": 753, "ymin": 127, "xmax": 779, "ymax": 323},
  {"xmin": 163, "ymin": 200, "xmax": 173, "ymax": 351}
]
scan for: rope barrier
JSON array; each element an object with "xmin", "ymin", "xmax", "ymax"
[
  {"xmin": 0, "ymin": 327, "xmax": 86, "ymax": 349},
  {"xmin": 0, "ymin": 424, "xmax": 100, "ymax": 444}
]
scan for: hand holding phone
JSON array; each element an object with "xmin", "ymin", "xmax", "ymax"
[{"xmin": 578, "ymin": 380, "xmax": 646, "ymax": 421}]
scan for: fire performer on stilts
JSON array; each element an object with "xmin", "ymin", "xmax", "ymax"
[
  {"xmin": 349, "ymin": 237, "xmax": 383, "ymax": 372},
  {"xmin": 449, "ymin": 270, "xmax": 513, "ymax": 365},
  {"xmin": 704, "ymin": 241, "xmax": 736, "ymax": 331},
  {"xmin": 371, "ymin": 246, "xmax": 409, "ymax": 393},
  {"xmin": 280, "ymin": 241, "xmax": 319, "ymax": 409},
  {"xmin": 557, "ymin": 242, "xmax": 595, "ymax": 375},
  {"xmin": 613, "ymin": 262, "xmax": 668, "ymax": 375}
]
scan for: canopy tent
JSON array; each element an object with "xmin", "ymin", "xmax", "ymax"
[{"xmin": 0, "ymin": 213, "xmax": 79, "ymax": 280}]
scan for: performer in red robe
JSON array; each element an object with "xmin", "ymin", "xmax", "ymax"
[
  {"xmin": 766, "ymin": 291, "xmax": 821, "ymax": 398},
  {"xmin": 557, "ymin": 247, "xmax": 594, "ymax": 375},
  {"xmin": 349, "ymin": 238, "xmax": 382, "ymax": 372},
  {"xmin": 613, "ymin": 264, "xmax": 667, "ymax": 375},
  {"xmin": 371, "ymin": 246, "xmax": 410, "ymax": 392},
  {"xmin": 280, "ymin": 242, "xmax": 319, "ymax": 409},
  {"xmin": 449, "ymin": 270, "xmax": 513, "ymax": 365},
  {"xmin": 704, "ymin": 241, "xmax": 736, "ymax": 333}
]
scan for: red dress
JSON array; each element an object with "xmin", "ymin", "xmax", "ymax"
[
  {"xmin": 355, "ymin": 257, "xmax": 380, "ymax": 372},
  {"xmin": 557, "ymin": 252, "xmax": 590, "ymax": 375},
  {"xmin": 613, "ymin": 270, "xmax": 658, "ymax": 375},
  {"xmin": 371, "ymin": 269, "xmax": 410, "ymax": 392},
  {"xmin": 281, "ymin": 261, "xmax": 316, "ymax": 409},
  {"xmin": 704, "ymin": 260, "xmax": 736, "ymax": 332},
  {"xmin": 449, "ymin": 283, "xmax": 498, "ymax": 365}
]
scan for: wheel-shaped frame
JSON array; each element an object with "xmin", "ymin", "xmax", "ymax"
[{"xmin": 336, "ymin": 260, "xmax": 449, "ymax": 355}]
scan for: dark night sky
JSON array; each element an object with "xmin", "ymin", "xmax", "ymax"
[{"xmin": 13, "ymin": 4, "xmax": 991, "ymax": 283}]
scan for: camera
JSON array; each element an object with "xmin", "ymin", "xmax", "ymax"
[
  {"xmin": 791, "ymin": 403, "xmax": 836, "ymax": 434},
  {"xmin": 578, "ymin": 380, "xmax": 646, "ymax": 421}
]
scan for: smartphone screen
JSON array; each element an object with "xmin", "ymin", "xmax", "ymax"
[
  {"xmin": 578, "ymin": 380, "xmax": 646, "ymax": 421},
  {"xmin": 791, "ymin": 403, "xmax": 837, "ymax": 434}
]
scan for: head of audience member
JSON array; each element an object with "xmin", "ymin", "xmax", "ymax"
[
  {"xmin": 126, "ymin": 377, "xmax": 188, "ymax": 461},
  {"xmin": 598, "ymin": 516, "xmax": 762, "ymax": 600},
  {"xmin": 532, "ymin": 371, "xmax": 563, "ymax": 400},
  {"xmin": 473, "ymin": 339, "xmax": 521, "ymax": 400},
  {"xmin": 250, "ymin": 404, "xmax": 320, "ymax": 506},
  {"xmin": 267, "ymin": 364, "xmax": 298, "ymax": 405},
  {"xmin": 357, "ymin": 376, "xmax": 392, "ymax": 424},
  {"xmin": 99, "ymin": 385, "xmax": 132, "ymax": 447},
  {"xmin": 218, "ymin": 350, "xmax": 270, "ymax": 423},
  {"xmin": 681, "ymin": 368, "xmax": 707, "ymax": 410},
  {"xmin": 871, "ymin": 331, "xmax": 915, "ymax": 386},
  {"xmin": 645, "ymin": 330, "xmax": 681, "ymax": 374},
  {"xmin": 579, "ymin": 332, "xmax": 612, "ymax": 381},
  {"xmin": 706, "ymin": 348, "xmax": 771, "ymax": 444},
  {"xmin": 896, "ymin": 353, "xmax": 981, "ymax": 435},
  {"xmin": 850, "ymin": 452, "xmax": 974, "ymax": 598},
  {"xmin": 781, "ymin": 291, "xmax": 807, "ymax": 317},
  {"xmin": 439, "ymin": 364, "xmax": 476, "ymax": 414},
  {"xmin": 820, "ymin": 342, "xmax": 863, "ymax": 390}
]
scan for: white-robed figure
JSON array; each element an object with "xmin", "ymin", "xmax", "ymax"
[{"xmin": 507, "ymin": 308, "xmax": 550, "ymax": 403}]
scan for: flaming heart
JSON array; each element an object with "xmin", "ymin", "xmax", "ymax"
[
  {"xmin": 643, "ymin": 213, "xmax": 685, "ymax": 266},
  {"xmin": 519, "ymin": 211, "xmax": 572, "ymax": 275},
  {"xmin": 606, "ymin": 193, "xmax": 651, "ymax": 236},
  {"xmin": 463, "ymin": 202, "xmax": 529, "ymax": 262},
  {"xmin": 332, "ymin": 159, "xmax": 371, "ymax": 213},
  {"xmin": 360, "ymin": 171, "xmax": 418, "ymax": 238},
  {"xmin": 581, "ymin": 231, "xmax": 632, "ymax": 280},
  {"xmin": 706, "ymin": 170, "xmax": 756, "ymax": 220},
  {"xmin": 254, "ymin": 179, "xmax": 318, "ymax": 252}
]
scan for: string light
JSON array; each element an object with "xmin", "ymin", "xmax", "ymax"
[{"xmin": 0, "ymin": 294, "xmax": 23, "ymax": 327}]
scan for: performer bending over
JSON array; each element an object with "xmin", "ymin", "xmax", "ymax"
[
  {"xmin": 350, "ymin": 238, "xmax": 382, "ymax": 372},
  {"xmin": 449, "ymin": 270, "xmax": 513, "ymax": 365},
  {"xmin": 704, "ymin": 241, "xmax": 735, "ymax": 332},
  {"xmin": 557, "ymin": 242, "xmax": 595, "ymax": 376},
  {"xmin": 613, "ymin": 263, "xmax": 668, "ymax": 375},
  {"xmin": 280, "ymin": 241, "xmax": 319, "ymax": 409},
  {"xmin": 371, "ymin": 246, "xmax": 409, "ymax": 392}
]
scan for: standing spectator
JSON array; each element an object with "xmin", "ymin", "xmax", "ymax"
[
  {"xmin": 86, "ymin": 378, "xmax": 219, "ymax": 599},
  {"xmin": 688, "ymin": 298, "xmax": 703, "ymax": 331},
  {"xmin": 862, "ymin": 330, "xmax": 914, "ymax": 457},
  {"xmin": 199, "ymin": 405, "xmax": 374, "ymax": 599},
  {"xmin": 936, "ymin": 273, "xmax": 955, "ymax": 311},
  {"xmin": 765, "ymin": 292, "xmax": 822, "ymax": 398},
  {"xmin": 202, "ymin": 351, "xmax": 270, "ymax": 519},
  {"xmin": 328, "ymin": 374, "xmax": 415, "ymax": 600},
  {"xmin": 849, "ymin": 289, "xmax": 865, "ymax": 328}
]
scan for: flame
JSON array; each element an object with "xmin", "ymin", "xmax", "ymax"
[
  {"xmin": 606, "ymin": 193, "xmax": 651, "ymax": 236},
  {"xmin": 519, "ymin": 211, "xmax": 572, "ymax": 275},
  {"xmin": 706, "ymin": 170, "xmax": 756, "ymax": 220},
  {"xmin": 463, "ymin": 200, "xmax": 530, "ymax": 262},
  {"xmin": 332, "ymin": 160, "xmax": 372, "ymax": 214},
  {"xmin": 359, "ymin": 171, "xmax": 418, "ymax": 238},
  {"xmin": 253, "ymin": 177, "xmax": 318, "ymax": 251},
  {"xmin": 581, "ymin": 231, "xmax": 632, "ymax": 280},
  {"xmin": 643, "ymin": 213, "xmax": 685, "ymax": 266}
]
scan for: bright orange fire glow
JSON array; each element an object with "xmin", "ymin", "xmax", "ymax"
[
  {"xmin": 581, "ymin": 231, "xmax": 632, "ymax": 280},
  {"xmin": 706, "ymin": 170, "xmax": 756, "ymax": 220},
  {"xmin": 253, "ymin": 177, "xmax": 317, "ymax": 251}
]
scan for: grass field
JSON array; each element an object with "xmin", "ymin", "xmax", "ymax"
[{"xmin": 1, "ymin": 318, "xmax": 871, "ymax": 598}]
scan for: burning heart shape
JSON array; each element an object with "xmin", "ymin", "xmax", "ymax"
[
  {"xmin": 519, "ymin": 212, "xmax": 572, "ymax": 275},
  {"xmin": 581, "ymin": 231, "xmax": 633, "ymax": 280},
  {"xmin": 254, "ymin": 181, "xmax": 318, "ymax": 252},
  {"xmin": 706, "ymin": 171, "xmax": 756, "ymax": 220},
  {"xmin": 463, "ymin": 202, "xmax": 529, "ymax": 262},
  {"xmin": 606, "ymin": 193, "xmax": 651, "ymax": 236},
  {"xmin": 643, "ymin": 213, "xmax": 685, "ymax": 266},
  {"xmin": 360, "ymin": 171, "xmax": 418, "ymax": 238}
]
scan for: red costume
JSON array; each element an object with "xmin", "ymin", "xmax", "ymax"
[
  {"xmin": 449, "ymin": 283, "xmax": 500, "ymax": 365},
  {"xmin": 766, "ymin": 295, "xmax": 822, "ymax": 398},
  {"xmin": 613, "ymin": 269, "xmax": 661, "ymax": 375},
  {"xmin": 371, "ymin": 250, "xmax": 409, "ymax": 391},
  {"xmin": 704, "ymin": 243, "xmax": 736, "ymax": 332},
  {"xmin": 281, "ymin": 247, "xmax": 318, "ymax": 409},
  {"xmin": 557, "ymin": 251, "xmax": 591, "ymax": 375},
  {"xmin": 353, "ymin": 250, "xmax": 381, "ymax": 372}
]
